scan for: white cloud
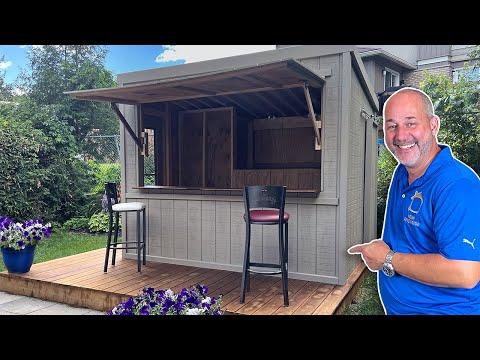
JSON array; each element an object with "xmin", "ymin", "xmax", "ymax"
[
  {"xmin": 12, "ymin": 88, "xmax": 26, "ymax": 96},
  {"xmin": 0, "ymin": 61, "xmax": 12, "ymax": 69},
  {"xmin": 155, "ymin": 45, "xmax": 276, "ymax": 64}
]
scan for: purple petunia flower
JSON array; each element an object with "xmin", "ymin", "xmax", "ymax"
[
  {"xmin": 0, "ymin": 217, "xmax": 52, "ymax": 251},
  {"xmin": 106, "ymin": 284, "xmax": 223, "ymax": 315}
]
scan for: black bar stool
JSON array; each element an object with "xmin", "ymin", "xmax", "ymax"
[
  {"xmin": 240, "ymin": 185, "xmax": 290, "ymax": 306},
  {"xmin": 104, "ymin": 182, "xmax": 147, "ymax": 272}
]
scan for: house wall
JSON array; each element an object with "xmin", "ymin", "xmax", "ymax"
[
  {"xmin": 118, "ymin": 48, "xmax": 376, "ymax": 285},
  {"xmin": 358, "ymin": 45, "xmax": 417, "ymax": 65},
  {"xmin": 403, "ymin": 66, "xmax": 453, "ymax": 87},
  {"xmin": 418, "ymin": 45, "xmax": 450, "ymax": 61},
  {"xmin": 451, "ymin": 45, "xmax": 476, "ymax": 63}
]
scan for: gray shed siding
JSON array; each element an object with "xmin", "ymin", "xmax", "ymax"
[
  {"xmin": 344, "ymin": 68, "xmax": 376, "ymax": 280},
  {"xmin": 297, "ymin": 54, "xmax": 341, "ymax": 198},
  {"xmin": 123, "ymin": 195, "xmax": 339, "ymax": 283},
  {"xmin": 117, "ymin": 48, "xmax": 376, "ymax": 286}
]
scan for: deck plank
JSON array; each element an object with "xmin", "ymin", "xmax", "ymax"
[
  {"xmin": 252, "ymin": 279, "xmax": 308, "ymax": 315},
  {"xmin": 0, "ymin": 248, "xmax": 365, "ymax": 314}
]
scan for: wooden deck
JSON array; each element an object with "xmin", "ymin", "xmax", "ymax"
[{"xmin": 0, "ymin": 249, "xmax": 366, "ymax": 315}]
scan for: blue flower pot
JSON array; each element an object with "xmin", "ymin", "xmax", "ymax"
[{"xmin": 1, "ymin": 244, "xmax": 36, "ymax": 273}]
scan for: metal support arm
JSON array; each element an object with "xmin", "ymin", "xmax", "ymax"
[
  {"xmin": 302, "ymin": 82, "xmax": 321, "ymax": 150},
  {"xmin": 110, "ymin": 102, "xmax": 145, "ymax": 154}
]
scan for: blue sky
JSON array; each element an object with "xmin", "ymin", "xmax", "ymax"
[{"xmin": 0, "ymin": 45, "xmax": 276, "ymax": 86}]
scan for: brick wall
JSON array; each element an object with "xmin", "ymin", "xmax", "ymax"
[{"xmin": 403, "ymin": 66, "xmax": 453, "ymax": 87}]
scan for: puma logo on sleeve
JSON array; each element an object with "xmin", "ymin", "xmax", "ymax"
[{"xmin": 463, "ymin": 238, "xmax": 476, "ymax": 250}]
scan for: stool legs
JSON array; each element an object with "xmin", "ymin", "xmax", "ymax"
[
  {"xmin": 143, "ymin": 209, "xmax": 146, "ymax": 265},
  {"xmin": 112, "ymin": 212, "xmax": 120, "ymax": 265},
  {"xmin": 240, "ymin": 221, "xmax": 289, "ymax": 306},
  {"xmin": 279, "ymin": 222, "xmax": 288, "ymax": 306},
  {"xmin": 136, "ymin": 211, "xmax": 141, "ymax": 272},
  {"xmin": 104, "ymin": 210, "xmax": 114, "ymax": 273},
  {"xmin": 240, "ymin": 223, "xmax": 251, "ymax": 304}
]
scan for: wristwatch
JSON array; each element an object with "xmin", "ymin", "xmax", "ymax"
[{"xmin": 381, "ymin": 250, "xmax": 396, "ymax": 277}]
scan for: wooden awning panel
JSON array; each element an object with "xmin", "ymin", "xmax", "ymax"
[{"xmin": 66, "ymin": 59, "xmax": 325, "ymax": 106}]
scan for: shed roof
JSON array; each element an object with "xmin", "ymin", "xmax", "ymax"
[{"xmin": 66, "ymin": 46, "xmax": 379, "ymax": 117}]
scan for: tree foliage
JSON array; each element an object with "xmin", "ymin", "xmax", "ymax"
[
  {"xmin": 420, "ymin": 65, "xmax": 480, "ymax": 173},
  {"xmin": 0, "ymin": 55, "xmax": 14, "ymax": 101},
  {"xmin": 377, "ymin": 147, "xmax": 397, "ymax": 237},
  {"xmin": 0, "ymin": 99, "xmax": 94, "ymax": 223},
  {"xmin": 18, "ymin": 45, "xmax": 119, "ymax": 153},
  {"xmin": 468, "ymin": 45, "xmax": 480, "ymax": 65}
]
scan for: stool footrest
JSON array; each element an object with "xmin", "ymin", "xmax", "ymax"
[
  {"xmin": 108, "ymin": 242, "xmax": 146, "ymax": 250},
  {"xmin": 248, "ymin": 269, "xmax": 282, "ymax": 275},
  {"xmin": 249, "ymin": 262, "xmax": 281, "ymax": 269}
]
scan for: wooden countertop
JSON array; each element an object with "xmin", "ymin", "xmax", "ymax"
[{"xmin": 132, "ymin": 185, "xmax": 320, "ymax": 193}]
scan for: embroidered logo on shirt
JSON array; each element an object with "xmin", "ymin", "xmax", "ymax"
[
  {"xmin": 463, "ymin": 238, "xmax": 476, "ymax": 250},
  {"xmin": 404, "ymin": 191, "xmax": 423, "ymax": 227},
  {"xmin": 408, "ymin": 191, "xmax": 423, "ymax": 214}
]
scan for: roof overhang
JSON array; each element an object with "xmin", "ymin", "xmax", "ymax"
[
  {"xmin": 358, "ymin": 48, "xmax": 417, "ymax": 70},
  {"xmin": 65, "ymin": 58, "xmax": 325, "ymax": 106}
]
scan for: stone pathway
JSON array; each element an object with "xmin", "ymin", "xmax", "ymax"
[{"xmin": 0, "ymin": 291, "xmax": 104, "ymax": 315}]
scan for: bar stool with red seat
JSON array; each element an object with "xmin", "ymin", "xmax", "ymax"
[{"xmin": 240, "ymin": 185, "xmax": 290, "ymax": 306}]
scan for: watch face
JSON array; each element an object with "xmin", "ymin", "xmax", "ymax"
[{"xmin": 382, "ymin": 263, "xmax": 395, "ymax": 277}]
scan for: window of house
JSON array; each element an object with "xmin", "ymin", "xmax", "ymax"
[
  {"xmin": 384, "ymin": 67, "xmax": 400, "ymax": 90},
  {"xmin": 453, "ymin": 66, "xmax": 480, "ymax": 87}
]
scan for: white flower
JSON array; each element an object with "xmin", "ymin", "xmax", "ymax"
[
  {"xmin": 202, "ymin": 297, "xmax": 211, "ymax": 304},
  {"xmin": 185, "ymin": 308, "xmax": 203, "ymax": 315},
  {"xmin": 165, "ymin": 289, "xmax": 175, "ymax": 299}
]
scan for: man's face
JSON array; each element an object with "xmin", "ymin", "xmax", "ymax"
[{"xmin": 383, "ymin": 92, "xmax": 438, "ymax": 169}]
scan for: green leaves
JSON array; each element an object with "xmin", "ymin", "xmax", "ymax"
[
  {"xmin": 19, "ymin": 45, "xmax": 119, "ymax": 150},
  {"xmin": 420, "ymin": 65, "xmax": 480, "ymax": 174}
]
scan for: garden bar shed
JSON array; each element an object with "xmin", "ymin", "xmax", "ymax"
[{"xmin": 67, "ymin": 45, "xmax": 379, "ymax": 286}]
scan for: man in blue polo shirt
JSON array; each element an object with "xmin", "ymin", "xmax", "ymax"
[{"xmin": 348, "ymin": 87, "xmax": 480, "ymax": 314}]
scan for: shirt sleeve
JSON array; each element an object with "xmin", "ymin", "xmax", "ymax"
[{"xmin": 434, "ymin": 177, "xmax": 480, "ymax": 261}]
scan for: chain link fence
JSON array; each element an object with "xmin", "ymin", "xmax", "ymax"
[
  {"xmin": 144, "ymin": 133, "xmax": 155, "ymax": 185},
  {"xmin": 84, "ymin": 135, "xmax": 120, "ymax": 164},
  {"xmin": 85, "ymin": 134, "xmax": 156, "ymax": 186}
]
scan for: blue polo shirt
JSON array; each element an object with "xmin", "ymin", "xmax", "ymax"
[{"xmin": 379, "ymin": 145, "xmax": 480, "ymax": 315}]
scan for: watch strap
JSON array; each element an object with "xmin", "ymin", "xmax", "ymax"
[{"xmin": 385, "ymin": 250, "xmax": 395, "ymax": 264}]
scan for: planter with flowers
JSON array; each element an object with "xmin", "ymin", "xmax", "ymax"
[
  {"xmin": 0, "ymin": 217, "xmax": 52, "ymax": 273},
  {"xmin": 107, "ymin": 284, "xmax": 223, "ymax": 315}
]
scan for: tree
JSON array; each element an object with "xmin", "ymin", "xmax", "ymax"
[
  {"xmin": 0, "ymin": 98, "xmax": 94, "ymax": 223},
  {"xmin": 468, "ymin": 45, "xmax": 480, "ymax": 65},
  {"xmin": 18, "ymin": 46, "xmax": 119, "ymax": 152},
  {"xmin": 0, "ymin": 55, "xmax": 14, "ymax": 101},
  {"xmin": 420, "ymin": 65, "xmax": 480, "ymax": 173}
]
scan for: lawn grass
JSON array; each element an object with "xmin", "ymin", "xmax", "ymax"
[
  {"xmin": 341, "ymin": 270, "xmax": 385, "ymax": 315},
  {"xmin": 0, "ymin": 229, "xmax": 106, "ymax": 272}
]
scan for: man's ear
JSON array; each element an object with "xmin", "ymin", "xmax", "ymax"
[{"xmin": 431, "ymin": 115, "xmax": 440, "ymax": 136}]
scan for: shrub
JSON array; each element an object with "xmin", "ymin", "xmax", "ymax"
[
  {"xmin": 87, "ymin": 160, "xmax": 120, "ymax": 195},
  {"xmin": 0, "ymin": 100, "xmax": 95, "ymax": 223},
  {"xmin": 88, "ymin": 212, "xmax": 118, "ymax": 233},
  {"xmin": 0, "ymin": 117, "xmax": 42, "ymax": 221},
  {"xmin": 62, "ymin": 217, "xmax": 90, "ymax": 232},
  {"xmin": 377, "ymin": 147, "xmax": 397, "ymax": 236}
]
